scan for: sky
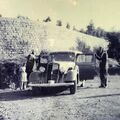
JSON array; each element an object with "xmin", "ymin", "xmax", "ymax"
[{"xmin": 0, "ymin": 0, "xmax": 120, "ymax": 31}]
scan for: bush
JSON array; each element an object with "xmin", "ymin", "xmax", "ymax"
[{"xmin": 0, "ymin": 62, "xmax": 21, "ymax": 89}]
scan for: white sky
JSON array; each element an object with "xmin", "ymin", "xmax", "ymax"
[{"xmin": 0, "ymin": 0, "xmax": 120, "ymax": 31}]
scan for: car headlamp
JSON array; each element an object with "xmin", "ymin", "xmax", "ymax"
[{"xmin": 39, "ymin": 66, "xmax": 45, "ymax": 72}]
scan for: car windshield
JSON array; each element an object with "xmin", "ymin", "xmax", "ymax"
[{"xmin": 50, "ymin": 52, "xmax": 75, "ymax": 62}]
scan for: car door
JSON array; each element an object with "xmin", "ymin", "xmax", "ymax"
[{"xmin": 76, "ymin": 53, "xmax": 97, "ymax": 80}]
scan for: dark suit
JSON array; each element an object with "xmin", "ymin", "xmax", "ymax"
[
  {"xmin": 95, "ymin": 51, "xmax": 108, "ymax": 87},
  {"xmin": 26, "ymin": 53, "xmax": 35, "ymax": 82}
]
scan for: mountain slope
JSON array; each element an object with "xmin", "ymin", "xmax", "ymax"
[{"xmin": 0, "ymin": 17, "xmax": 109, "ymax": 61}]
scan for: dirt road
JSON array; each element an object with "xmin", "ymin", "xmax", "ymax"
[{"xmin": 0, "ymin": 75, "xmax": 120, "ymax": 120}]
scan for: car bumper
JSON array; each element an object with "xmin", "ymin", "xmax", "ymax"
[{"xmin": 28, "ymin": 82, "xmax": 74, "ymax": 87}]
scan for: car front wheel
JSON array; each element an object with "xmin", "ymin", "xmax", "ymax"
[{"xmin": 70, "ymin": 81, "xmax": 77, "ymax": 94}]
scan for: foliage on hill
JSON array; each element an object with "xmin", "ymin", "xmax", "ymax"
[
  {"xmin": 0, "ymin": 16, "xmax": 48, "ymax": 62},
  {"xmin": 83, "ymin": 21, "xmax": 120, "ymax": 62},
  {"xmin": 0, "ymin": 16, "xmax": 109, "ymax": 62}
]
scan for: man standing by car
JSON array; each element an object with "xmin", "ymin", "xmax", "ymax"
[
  {"xmin": 95, "ymin": 47, "xmax": 108, "ymax": 88},
  {"xmin": 26, "ymin": 50, "xmax": 35, "ymax": 84}
]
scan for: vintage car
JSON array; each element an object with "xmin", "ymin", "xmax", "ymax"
[
  {"xmin": 28, "ymin": 50, "xmax": 97, "ymax": 94},
  {"xmin": 108, "ymin": 58, "xmax": 120, "ymax": 75}
]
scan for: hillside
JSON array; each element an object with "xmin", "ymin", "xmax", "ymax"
[
  {"xmin": 0, "ymin": 17, "xmax": 45, "ymax": 61},
  {"xmin": 0, "ymin": 17, "xmax": 109, "ymax": 62}
]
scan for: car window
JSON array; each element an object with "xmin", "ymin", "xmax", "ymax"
[
  {"xmin": 50, "ymin": 52, "xmax": 75, "ymax": 62},
  {"xmin": 77, "ymin": 55, "xmax": 93, "ymax": 63}
]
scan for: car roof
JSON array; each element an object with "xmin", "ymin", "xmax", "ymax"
[
  {"xmin": 108, "ymin": 58, "xmax": 120, "ymax": 66},
  {"xmin": 50, "ymin": 50, "xmax": 82, "ymax": 55}
]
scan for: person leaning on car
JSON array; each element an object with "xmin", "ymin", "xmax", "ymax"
[{"xmin": 95, "ymin": 47, "xmax": 108, "ymax": 88}]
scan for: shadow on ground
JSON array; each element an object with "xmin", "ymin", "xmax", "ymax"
[
  {"xmin": 0, "ymin": 87, "xmax": 120, "ymax": 101},
  {"xmin": 81, "ymin": 93, "xmax": 120, "ymax": 99},
  {"xmin": 0, "ymin": 88, "xmax": 71, "ymax": 101}
]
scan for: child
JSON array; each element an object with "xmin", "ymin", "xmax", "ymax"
[{"xmin": 20, "ymin": 63, "xmax": 27, "ymax": 90}]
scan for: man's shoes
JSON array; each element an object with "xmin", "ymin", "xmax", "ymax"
[
  {"xmin": 80, "ymin": 83, "xmax": 83, "ymax": 87},
  {"xmin": 99, "ymin": 85, "xmax": 106, "ymax": 88}
]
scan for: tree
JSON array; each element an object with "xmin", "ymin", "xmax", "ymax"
[
  {"xmin": 76, "ymin": 38, "xmax": 91, "ymax": 53},
  {"xmin": 56, "ymin": 20, "xmax": 62, "ymax": 26},
  {"xmin": 66, "ymin": 23, "xmax": 70, "ymax": 29},
  {"xmin": 85, "ymin": 21, "xmax": 106, "ymax": 38},
  {"xmin": 86, "ymin": 20, "xmax": 95, "ymax": 35},
  {"xmin": 106, "ymin": 32, "xmax": 120, "ymax": 62},
  {"xmin": 43, "ymin": 16, "xmax": 51, "ymax": 22},
  {"xmin": 95, "ymin": 27, "xmax": 106, "ymax": 38},
  {"xmin": 17, "ymin": 15, "xmax": 29, "ymax": 20}
]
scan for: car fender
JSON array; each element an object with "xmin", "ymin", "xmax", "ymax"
[{"xmin": 65, "ymin": 68, "xmax": 77, "ymax": 81}]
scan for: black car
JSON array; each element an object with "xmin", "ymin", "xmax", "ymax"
[{"xmin": 108, "ymin": 58, "xmax": 120, "ymax": 75}]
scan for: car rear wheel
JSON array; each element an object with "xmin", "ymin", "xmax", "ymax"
[{"xmin": 70, "ymin": 81, "xmax": 77, "ymax": 94}]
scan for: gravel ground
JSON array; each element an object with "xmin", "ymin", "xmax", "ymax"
[{"xmin": 0, "ymin": 75, "xmax": 120, "ymax": 120}]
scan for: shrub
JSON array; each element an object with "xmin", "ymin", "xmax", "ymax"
[{"xmin": 0, "ymin": 62, "xmax": 21, "ymax": 89}]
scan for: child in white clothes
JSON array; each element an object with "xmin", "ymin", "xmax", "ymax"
[{"xmin": 20, "ymin": 63, "xmax": 27, "ymax": 90}]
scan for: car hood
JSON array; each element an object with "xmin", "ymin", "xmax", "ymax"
[{"xmin": 54, "ymin": 61, "xmax": 75, "ymax": 73}]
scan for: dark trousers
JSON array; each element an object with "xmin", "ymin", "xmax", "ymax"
[
  {"xmin": 26, "ymin": 71, "xmax": 32, "ymax": 85},
  {"xmin": 100, "ymin": 69, "xmax": 107, "ymax": 87}
]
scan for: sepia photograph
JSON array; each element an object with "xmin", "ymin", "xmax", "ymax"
[{"xmin": 0, "ymin": 0, "xmax": 120, "ymax": 120}]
